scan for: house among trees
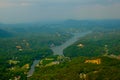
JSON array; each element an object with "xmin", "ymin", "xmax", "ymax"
[
  {"xmin": 77, "ymin": 43, "xmax": 84, "ymax": 48},
  {"xmin": 16, "ymin": 46, "xmax": 22, "ymax": 49}
]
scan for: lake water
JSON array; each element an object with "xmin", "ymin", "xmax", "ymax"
[{"xmin": 51, "ymin": 32, "xmax": 91, "ymax": 55}]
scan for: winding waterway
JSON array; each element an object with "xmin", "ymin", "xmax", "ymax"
[
  {"xmin": 27, "ymin": 31, "xmax": 91, "ymax": 77},
  {"xmin": 51, "ymin": 31, "xmax": 91, "ymax": 55},
  {"xmin": 27, "ymin": 60, "xmax": 39, "ymax": 77}
]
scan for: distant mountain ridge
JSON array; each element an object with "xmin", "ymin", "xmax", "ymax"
[{"xmin": 0, "ymin": 19, "xmax": 120, "ymax": 36}]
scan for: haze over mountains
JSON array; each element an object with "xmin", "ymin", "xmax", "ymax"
[
  {"xmin": 0, "ymin": 19, "xmax": 120, "ymax": 34},
  {"xmin": 0, "ymin": 19, "xmax": 120, "ymax": 39}
]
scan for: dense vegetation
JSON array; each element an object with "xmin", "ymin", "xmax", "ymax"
[
  {"xmin": 28, "ymin": 56, "xmax": 120, "ymax": 80},
  {"xmin": 30, "ymin": 29, "xmax": 120, "ymax": 80},
  {"xmin": 64, "ymin": 30, "xmax": 120, "ymax": 57},
  {"xmin": 28, "ymin": 29, "xmax": 120, "ymax": 80},
  {"xmin": 0, "ymin": 27, "xmax": 72, "ymax": 79},
  {"xmin": 0, "ymin": 20, "xmax": 120, "ymax": 80},
  {"xmin": 0, "ymin": 37, "xmax": 54, "ymax": 80}
]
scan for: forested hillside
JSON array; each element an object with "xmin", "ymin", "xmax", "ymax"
[
  {"xmin": 0, "ymin": 29, "xmax": 12, "ymax": 37},
  {"xmin": 64, "ymin": 30, "xmax": 120, "ymax": 57},
  {"xmin": 28, "ymin": 56, "xmax": 120, "ymax": 80},
  {"xmin": 0, "ymin": 26, "xmax": 72, "ymax": 79}
]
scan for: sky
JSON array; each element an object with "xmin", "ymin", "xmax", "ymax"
[{"xmin": 0, "ymin": 0, "xmax": 120, "ymax": 23}]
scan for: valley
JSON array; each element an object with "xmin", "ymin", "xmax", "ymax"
[{"xmin": 0, "ymin": 20, "xmax": 120, "ymax": 80}]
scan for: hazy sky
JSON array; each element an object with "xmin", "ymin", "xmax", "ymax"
[{"xmin": 0, "ymin": 0, "xmax": 120, "ymax": 23}]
